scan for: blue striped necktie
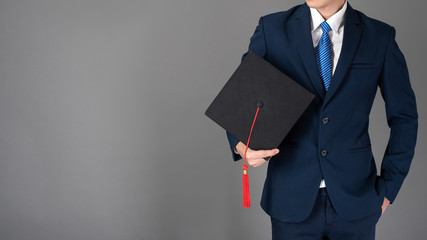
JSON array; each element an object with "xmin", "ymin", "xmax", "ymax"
[{"xmin": 316, "ymin": 21, "xmax": 332, "ymax": 92}]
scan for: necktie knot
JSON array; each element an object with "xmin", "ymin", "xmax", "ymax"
[{"xmin": 320, "ymin": 21, "xmax": 332, "ymax": 34}]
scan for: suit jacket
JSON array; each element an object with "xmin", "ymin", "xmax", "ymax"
[{"xmin": 226, "ymin": 3, "xmax": 418, "ymax": 222}]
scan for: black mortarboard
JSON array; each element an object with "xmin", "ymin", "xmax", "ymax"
[
  {"xmin": 205, "ymin": 51, "xmax": 315, "ymax": 208},
  {"xmin": 205, "ymin": 51, "xmax": 315, "ymax": 150}
]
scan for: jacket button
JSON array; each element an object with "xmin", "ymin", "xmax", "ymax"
[
  {"xmin": 322, "ymin": 117, "xmax": 329, "ymax": 124},
  {"xmin": 321, "ymin": 149, "xmax": 328, "ymax": 157}
]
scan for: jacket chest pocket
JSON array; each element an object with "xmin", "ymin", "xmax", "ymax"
[{"xmin": 350, "ymin": 62, "xmax": 375, "ymax": 69}]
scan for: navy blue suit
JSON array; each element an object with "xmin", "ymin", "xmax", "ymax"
[{"xmin": 226, "ymin": 3, "xmax": 418, "ymax": 222}]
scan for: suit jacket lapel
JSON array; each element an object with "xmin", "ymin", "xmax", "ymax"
[
  {"xmin": 293, "ymin": 4, "xmax": 325, "ymax": 101},
  {"xmin": 292, "ymin": 3, "xmax": 363, "ymax": 105},
  {"xmin": 323, "ymin": 4, "xmax": 363, "ymax": 105}
]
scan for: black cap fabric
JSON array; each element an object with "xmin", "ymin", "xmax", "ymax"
[{"xmin": 205, "ymin": 51, "xmax": 315, "ymax": 150}]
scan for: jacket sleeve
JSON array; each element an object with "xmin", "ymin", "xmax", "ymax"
[
  {"xmin": 378, "ymin": 27, "xmax": 418, "ymax": 204},
  {"xmin": 225, "ymin": 16, "xmax": 268, "ymax": 162}
]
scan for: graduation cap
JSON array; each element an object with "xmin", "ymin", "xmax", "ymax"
[{"xmin": 205, "ymin": 51, "xmax": 315, "ymax": 208}]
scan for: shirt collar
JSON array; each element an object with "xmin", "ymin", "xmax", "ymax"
[{"xmin": 310, "ymin": 1, "xmax": 347, "ymax": 33}]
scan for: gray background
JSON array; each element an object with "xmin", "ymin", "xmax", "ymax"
[{"xmin": 0, "ymin": 0, "xmax": 425, "ymax": 239}]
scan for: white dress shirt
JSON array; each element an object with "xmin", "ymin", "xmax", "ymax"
[{"xmin": 310, "ymin": 1, "xmax": 347, "ymax": 188}]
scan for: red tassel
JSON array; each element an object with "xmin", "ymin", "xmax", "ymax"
[
  {"xmin": 241, "ymin": 107, "xmax": 260, "ymax": 208},
  {"xmin": 242, "ymin": 164, "xmax": 251, "ymax": 208}
]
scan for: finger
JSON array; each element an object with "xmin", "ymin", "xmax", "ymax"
[
  {"xmin": 251, "ymin": 149, "xmax": 279, "ymax": 159},
  {"xmin": 248, "ymin": 158, "xmax": 268, "ymax": 167}
]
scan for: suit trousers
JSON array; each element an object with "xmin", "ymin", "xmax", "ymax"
[{"xmin": 271, "ymin": 188, "xmax": 382, "ymax": 240}]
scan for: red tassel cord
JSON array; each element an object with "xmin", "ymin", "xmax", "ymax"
[{"xmin": 242, "ymin": 107, "xmax": 260, "ymax": 208}]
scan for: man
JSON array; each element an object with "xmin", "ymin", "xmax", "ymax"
[{"xmin": 226, "ymin": 0, "xmax": 418, "ymax": 239}]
